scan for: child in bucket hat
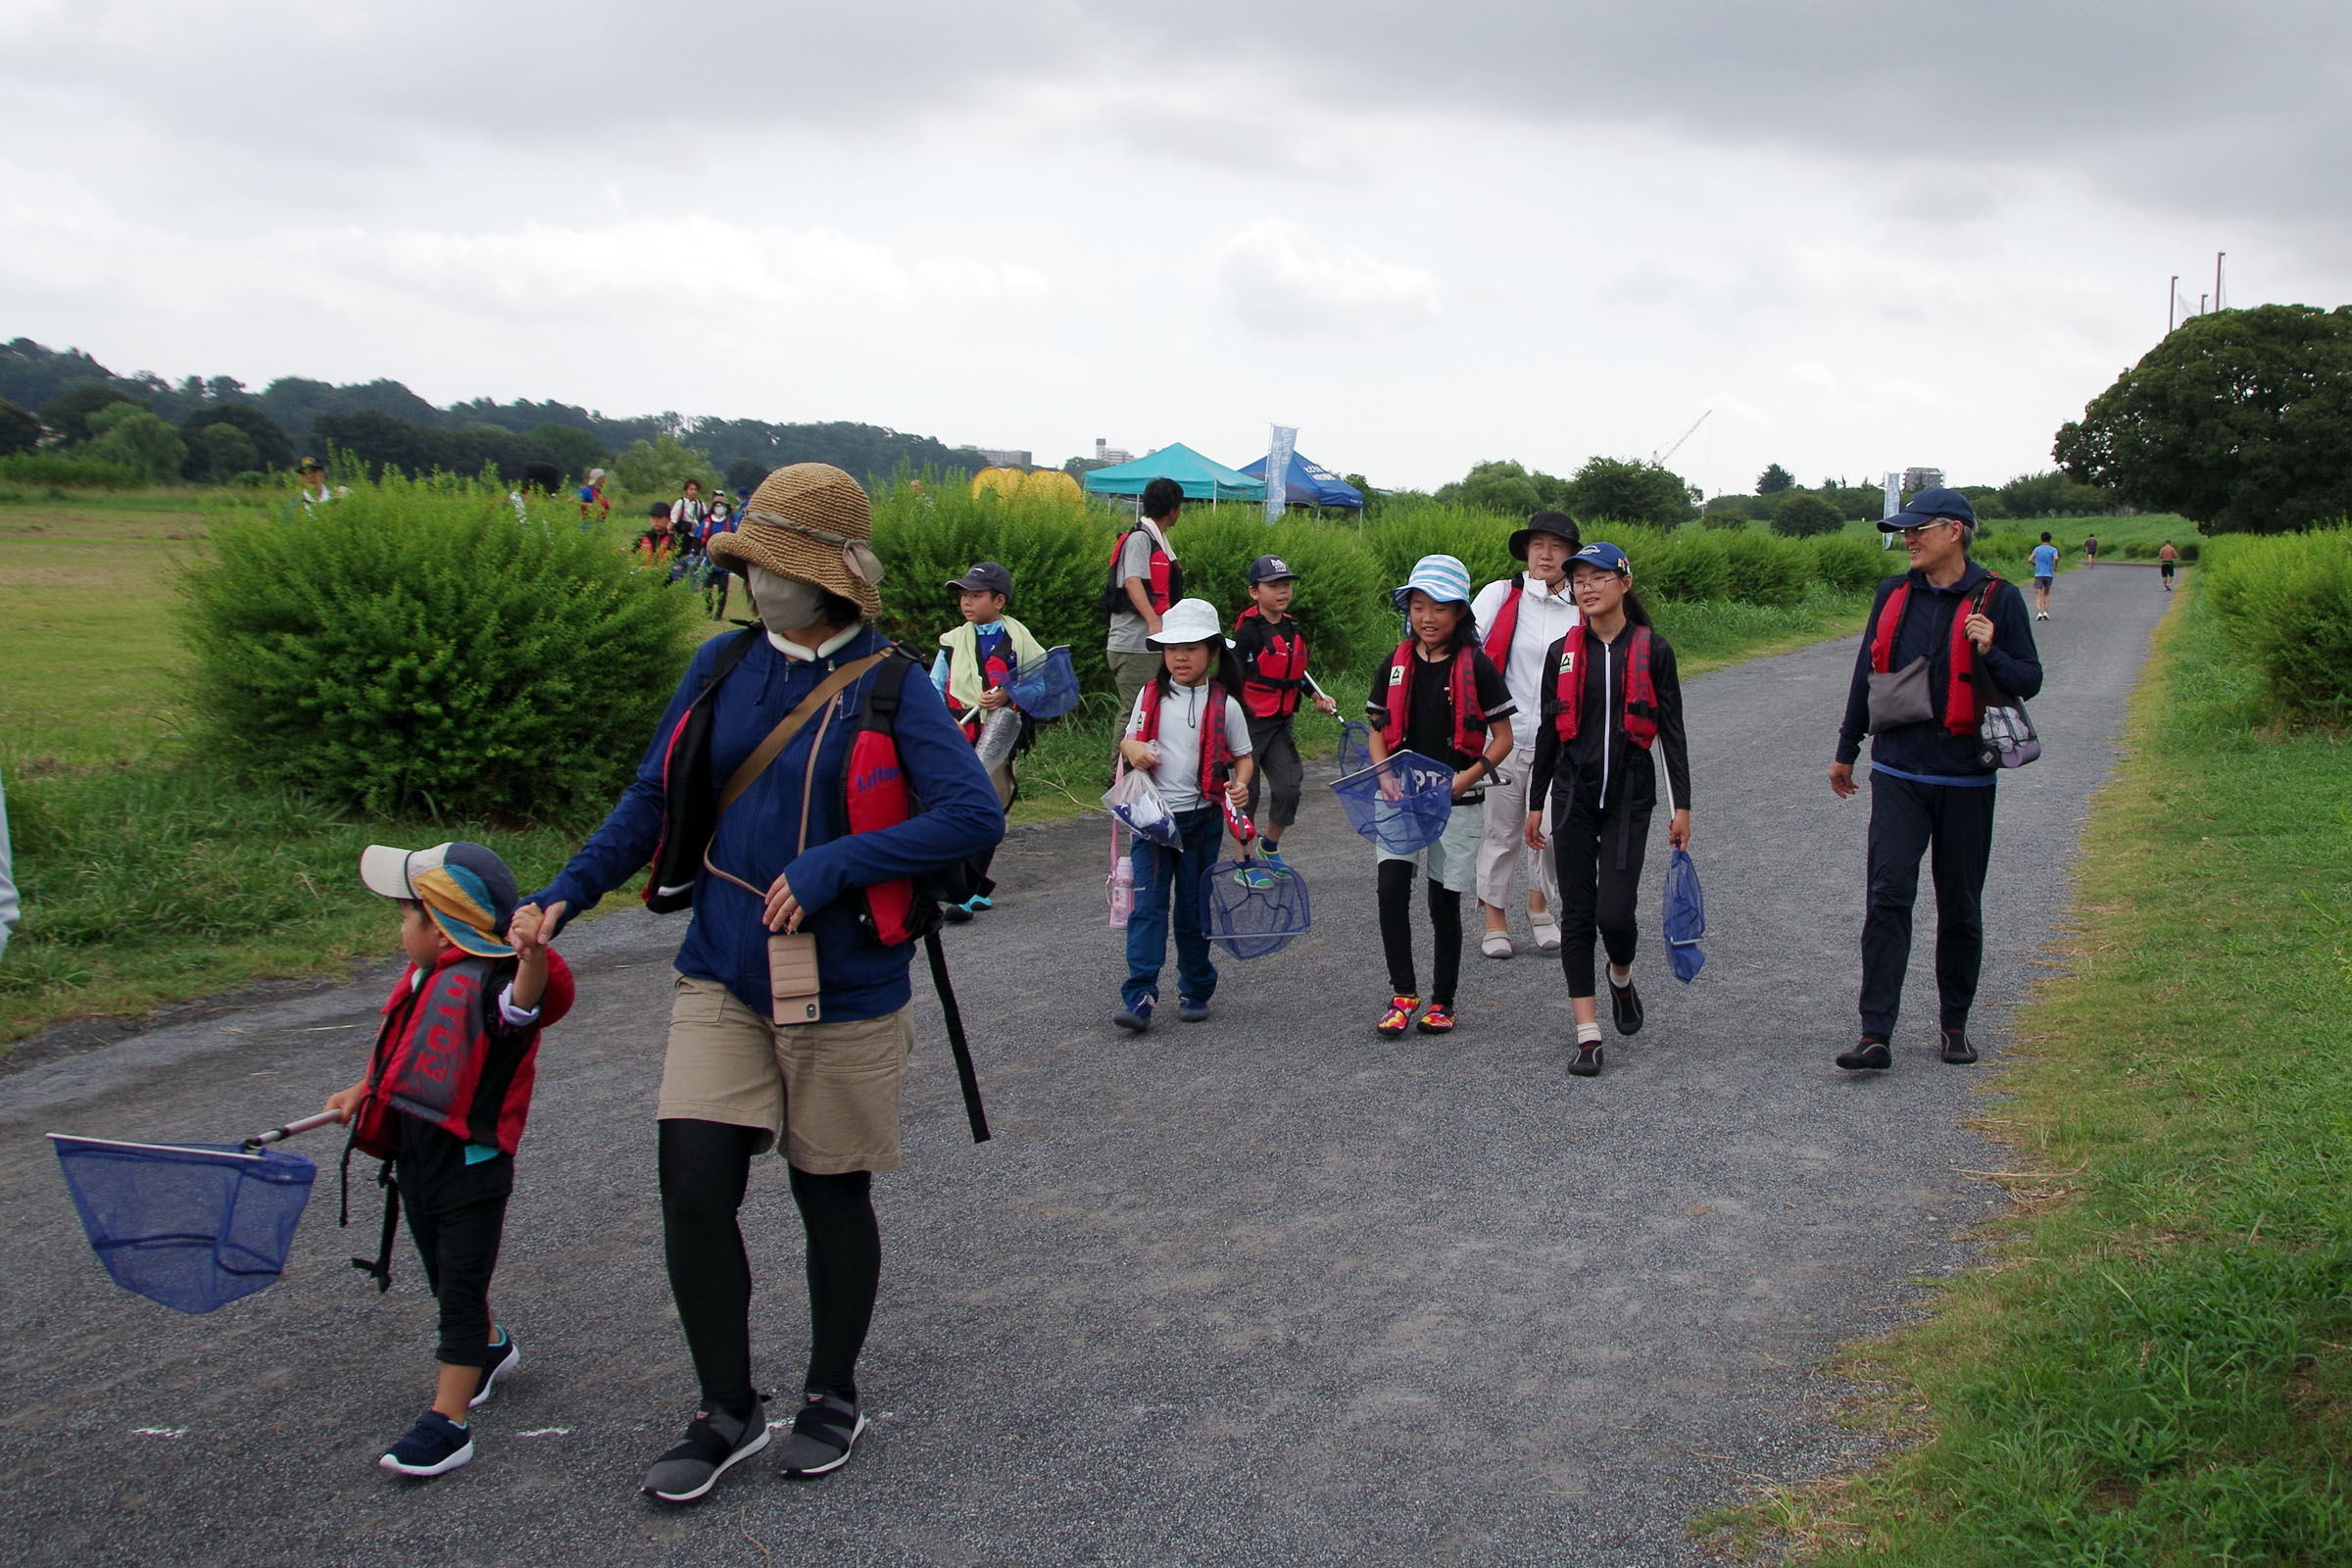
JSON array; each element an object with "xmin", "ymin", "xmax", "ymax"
[
  {"xmin": 326, "ymin": 841, "xmax": 574, "ymax": 1479},
  {"xmin": 1363, "ymin": 555, "xmax": 1517, "ymax": 1038}
]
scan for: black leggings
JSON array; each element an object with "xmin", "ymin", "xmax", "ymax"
[
  {"xmin": 1377, "ymin": 858, "xmax": 1463, "ymax": 1005},
  {"xmin": 658, "ymin": 1119, "xmax": 881, "ymax": 1417},
  {"xmin": 1551, "ymin": 803, "xmax": 1651, "ymax": 996}
]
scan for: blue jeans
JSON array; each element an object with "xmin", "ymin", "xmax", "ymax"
[{"xmin": 1123, "ymin": 807, "xmax": 1220, "ymax": 1009}]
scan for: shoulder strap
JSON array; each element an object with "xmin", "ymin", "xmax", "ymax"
[{"xmin": 716, "ymin": 653, "xmax": 886, "ymax": 818}]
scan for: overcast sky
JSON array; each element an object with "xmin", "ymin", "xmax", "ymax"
[{"xmin": 4, "ymin": 1, "xmax": 2344, "ymax": 495}]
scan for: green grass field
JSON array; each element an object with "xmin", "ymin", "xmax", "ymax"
[
  {"xmin": 1706, "ymin": 578, "xmax": 2352, "ymax": 1565},
  {"xmin": 0, "ymin": 490, "xmax": 1994, "ymax": 1044}
]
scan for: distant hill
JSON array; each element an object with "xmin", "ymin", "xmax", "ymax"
[{"xmin": 0, "ymin": 335, "xmax": 974, "ymax": 484}]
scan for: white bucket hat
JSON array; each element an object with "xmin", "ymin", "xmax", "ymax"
[{"xmin": 1147, "ymin": 597, "xmax": 1224, "ymax": 647}]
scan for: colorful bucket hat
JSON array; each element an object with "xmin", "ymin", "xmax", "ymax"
[
  {"xmin": 1391, "ymin": 553, "xmax": 1473, "ymax": 611},
  {"xmin": 359, "ymin": 841, "xmax": 519, "ymax": 958}
]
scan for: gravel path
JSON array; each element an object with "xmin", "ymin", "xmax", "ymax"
[{"xmin": 0, "ymin": 564, "xmax": 2175, "ymax": 1566}]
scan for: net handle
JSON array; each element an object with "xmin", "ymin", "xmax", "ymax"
[{"xmin": 242, "ymin": 1110, "xmax": 343, "ymax": 1152}]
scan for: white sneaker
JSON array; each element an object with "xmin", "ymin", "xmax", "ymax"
[
  {"xmin": 1530, "ymin": 909, "xmax": 1562, "ymax": 951},
  {"xmin": 1481, "ymin": 931, "xmax": 1514, "ymax": 960}
]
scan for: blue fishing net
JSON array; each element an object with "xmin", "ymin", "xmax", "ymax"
[
  {"xmin": 1335, "ymin": 720, "xmax": 1371, "ymax": 778},
  {"xmin": 1331, "ymin": 749, "xmax": 1456, "ymax": 856},
  {"xmin": 1009, "ymin": 646, "xmax": 1081, "ymax": 720},
  {"xmin": 50, "ymin": 1135, "xmax": 318, "ymax": 1314},
  {"xmin": 1201, "ymin": 855, "xmax": 1311, "ymax": 959}
]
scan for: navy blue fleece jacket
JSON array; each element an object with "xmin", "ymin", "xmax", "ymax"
[
  {"xmin": 534, "ymin": 624, "xmax": 1004, "ymax": 1022},
  {"xmin": 1836, "ymin": 562, "xmax": 2043, "ymax": 784}
]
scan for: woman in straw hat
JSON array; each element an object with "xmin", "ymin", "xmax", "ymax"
[{"xmin": 511, "ymin": 464, "xmax": 1004, "ymax": 1502}]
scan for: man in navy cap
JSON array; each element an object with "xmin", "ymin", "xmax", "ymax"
[{"xmin": 1829, "ymin": 488, "xmax": 2042, "ymax": 1071}]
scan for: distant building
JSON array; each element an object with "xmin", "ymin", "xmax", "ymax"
[
  {"xmin": 1094, "ymin": 438, "xmax": 1133, "ymax": 465},
  {"xmin": 956, "ymin": 445, "xmax": 1033, "ymax": 468},
  {"xmin": 1902, "ymin": 466, "xmax": 1945, "ymax": 494}
]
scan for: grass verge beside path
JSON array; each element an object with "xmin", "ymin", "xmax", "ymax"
[{"xmin": 1707, "ymin": 580, "xmax": 2352, "ymax": 1565}]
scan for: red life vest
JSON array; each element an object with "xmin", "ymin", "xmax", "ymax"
[
  {"xmin": 1135, "ymin": 677, "xmax": 1237, "ymax": 802},
  {"xmin": 1549, "ymin": 623, "xmax": 1661, "ymax": 750},
  {"xmin": 842, "ymin": 651, "xmax": 963, "ymax": 948},
  {"xmin": 1482, "ymin": 574, "xmax": 1527, "ymax": 664},
  {"xmin": 1380, "ymin": 640, "xmax": 1488, "ymax": 760},
  {"xmin": 1234, "ymin": 607, "xmax": 1308, "ymax": 719},
  {"xmin": 1102, "ymin": 528, "xmax": 1182, "ymax": 616},
  {"xmin": 949, "ymin": 632, "xmax": 1016, "ymax": 742},
  {"xmin": 353, "ymin": 949, "xmax": 576, "ymax": 1159},
  {"xmin": 1870, "ymin": 576, "xmax": 1994, "ymax": 738}
]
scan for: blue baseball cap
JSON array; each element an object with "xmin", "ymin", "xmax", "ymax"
[
  {"xmin": 1248, "ymin": 554, "xmax": 1299, "ymax": 585},
  {"xmin": 1879, "ymin": 486, "xmax": 1976, "ymax": 533},
  {"xmin": 1570, "ymin": 541, "xmax": 1631, "ymax": 573}
]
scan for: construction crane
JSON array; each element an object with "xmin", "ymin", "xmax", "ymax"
[{"xmin": 1652, "ymin": 410, "xmax": 1710, "ymax": 467}]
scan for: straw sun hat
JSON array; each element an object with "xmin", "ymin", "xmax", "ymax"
[{"xmin": 708, "ymin": 463, "xmax": 886, "ymax": 615}]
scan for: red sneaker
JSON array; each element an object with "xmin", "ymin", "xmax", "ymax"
[
  {"xmin": 1376, "ymin": 996, "xmax": 1419, "ymax": 1037},
  {"xmin": 1415, "ymin": 1003, "xmax": 1456, "ymax": 1034}
]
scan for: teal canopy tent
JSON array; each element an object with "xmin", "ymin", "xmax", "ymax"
[{"xmin": 1081, "ymin": 443, "xmax": 1266, "ymax": 504}]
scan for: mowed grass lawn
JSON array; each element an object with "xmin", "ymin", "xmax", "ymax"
[
  {"xmin": 1709, "ymin": 578, "xmax": 2352, "ymax": 1565},
  {"xmin": 0, "ymin": 490, "xmax": 1954, "ymax": 1046}
]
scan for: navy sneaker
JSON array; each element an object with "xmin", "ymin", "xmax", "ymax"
[
  {"xmin": 942, "ymin": 901, "xmax": 973, "ymax": 924},
  {"xmin": 642, "ymin": 1396, "xmax": 770, "ymax": 1503},
  {"xmin": 776, "ymin": 1393, "xmax": 867, "ymax": 1478},
  {"xmin": 1112, "ymin": 999, "xmax": 1153, "ymax": 1032},
  {"xmin": 1837, "ymin": 1038, "xmax": 1893, "ymax": 1071},
  {"xmin": 469, "ymin": 1332, "xmax": 519, "ymax": 1409},
  {"xmin": 379, "ymin": 1410, "xmax": 473, "ymax": 1477},
  {"xmin": 1177, "ymin": 997, "xmax": 1209, "ymax": 1022}
]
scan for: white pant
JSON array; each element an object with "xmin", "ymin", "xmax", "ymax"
[{"xmin": 1476, "ymin": 746, "xmax": 1559, "ymax": 914}]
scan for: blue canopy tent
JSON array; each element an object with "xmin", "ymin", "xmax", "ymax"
[
  {"xmin": 1081, "ymin": 443, "xmax": 1265, "ymax": 505},
  {"xmin": 1238, "ymin": 451, "xmax": 1364, "ymax": 511}
]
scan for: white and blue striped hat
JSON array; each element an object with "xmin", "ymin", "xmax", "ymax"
[{"xmin": 1391, "ymin": 553, "xmax": 1473, "ymax": 611}]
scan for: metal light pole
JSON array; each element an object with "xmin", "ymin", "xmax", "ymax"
[{"xmin": 2169, "ymin": 274, "xmax": 2178, "ymax": 333}]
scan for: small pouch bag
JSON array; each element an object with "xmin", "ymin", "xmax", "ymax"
[{"xmin": 1866, "ymin": 656, "xmax": 1936, "ymax": 733}]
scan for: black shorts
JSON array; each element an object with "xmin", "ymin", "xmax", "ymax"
[{"xmin": 2160, "ymin": 562, "xmax": 2176, "ymax": 577}]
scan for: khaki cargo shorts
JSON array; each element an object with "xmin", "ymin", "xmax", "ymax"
[{"xmin": 659, "ymin": 974, "xmax": 914, "ymax": 1174}]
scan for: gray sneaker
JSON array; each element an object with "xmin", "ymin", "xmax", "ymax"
[
  {"xmin": 775, "ymin": 1393, "xmax": 867, "ymax": 1478},
  {"xmin": 642, "ymin": 1396, "xmax": 769, "ymax": 1503}
]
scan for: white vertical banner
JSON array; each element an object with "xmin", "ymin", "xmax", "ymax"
[
  {"xmin": 1883, "ymin": 469, "xmax": 1902, "ymax": 548},
  {"xmin": 1265, "ymin": 423, "xmax": 1297, "ymax": 524}
]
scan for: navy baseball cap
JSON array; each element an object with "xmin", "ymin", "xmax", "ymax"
[
  {"xmin": 1570, "ymin": 541, "xmax": 1631, "ymax": 573},
  {"xmin": 1248, "ymin": 554, "xmax": 1299, "ymax": 585},
  {"xmin": 1879, "ymin": 487, "xmax": 1976, "ymax": 533},
  {"xmin": 945, "ymin": 561, "xmax": 1014, "ymax": 599}
]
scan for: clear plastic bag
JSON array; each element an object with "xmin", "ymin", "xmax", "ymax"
[{"xmin": 1102, "ymin": 766, "xmax": 1182, "ymax": 848}]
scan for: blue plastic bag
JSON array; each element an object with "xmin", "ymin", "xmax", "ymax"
[{"xmin": 1663, "ymin": 846, "xmax": 1705, "ymax": 984}]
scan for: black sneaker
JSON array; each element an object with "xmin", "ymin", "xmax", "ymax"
[
  {"xmin": 1836, "ymin": 1038, "xmax": 1892, "ymax": 1071},
  {"xmin": 1607, "ymin": 973, "xmax": 1643, "ymax": 1036},
  {"xmin": 469, "ymin": 1333, "xmax": 519, "ymax": 1408},
  {"xmin": 1177, "ymin": 997, "xmax": 1209, "ymax": 1022},
  {"xmin": 776, "ymin": 1393, "xmax": 867, "ymax": 1478},
  {"xmin": 942, "ymin": 900, "xmax": 973, "ymax": 924},
  {"xmin": 642, "ymin": 1396, "xmax": 770, "ymax": 1503},
  {"xmin": 379, "ymin": 1410, "xmax": 473, "ymax": 1477},
  {"xmin": 1939, "ymin": 1029, "xmax": 1979, "ymax": 1064},
  {"xmin": 1569, "ymin": 1043, "xmax": 1603, "ymax": 1077}
]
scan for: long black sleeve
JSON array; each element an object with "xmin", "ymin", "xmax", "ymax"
[
  {"xmin": 1837, "ymin": 579, "xmax": 1900, "ymax": 766},
  {"xmin": 1526, "ymin": 636, "xmax": 1565, "ymax": 816},
  {"xmin": 1651, "ymin": 639, "xmax": 1692, "ymax": 813},
  {"xmin": 1978, "ymin": 579, "xmax": 2043, "ymax": 702}
]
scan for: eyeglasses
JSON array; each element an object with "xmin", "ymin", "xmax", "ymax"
[{"xmin": 1898, "ymin": 520, "xmax": 1961, "ymax": 539}]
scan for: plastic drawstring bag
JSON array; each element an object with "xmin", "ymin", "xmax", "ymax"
[
  {"xmin": 1335, "ymin": 719, "xmax": 1371, "ymax": 778},
  {"xmin": 972, "ymin": 707, "xmax": 1023, "ymax": 773},
  {"xmin": 1331, "ymin": 749, "xmax": 1456, "ymax": 855},
  {"xmin": 1102, "ymin": 766, "xmax": 1182, "ymax": 848},
  {"xmin": 1009, "ymin": 646, "xmax": 1081, "ymax": 721},
  {"xmin": 1663, "ymin": 847, "xmax": 1706, "ymax": 983},
  {"xmin": 51, "ymin": 1133, "xmax": 320, "ymax": 1314}
]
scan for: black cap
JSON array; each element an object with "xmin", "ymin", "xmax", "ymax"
[
  {"xmin": 945, "ymin": 561, "xmax": 1014, "ymax": 600},
  {"xmin": 1878, "ymin": 487, "xmax": 1976, "ymax": 533},
  {"xmin": 1508, "ymin": 510, "xmax": 1581, "ymax": 561},
  {"xmin": 1248, "ymin": 554, "xmax": 1299, "ymax": 585},
  {"xmin": 295, "ymin": 454, "xmax": 322, "ymax": 471}
]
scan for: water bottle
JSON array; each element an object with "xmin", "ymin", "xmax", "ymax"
[{"xmin": 1106, "ymin": 847, "xmax": 1135, "ymax": 929}]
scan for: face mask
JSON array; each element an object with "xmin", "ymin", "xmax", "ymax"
[{"xmin": 748, "ymin": 566, "xmax": 828, "ymax": 638}]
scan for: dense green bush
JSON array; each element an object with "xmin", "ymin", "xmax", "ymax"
[
  {"xmin": 1716, "ymin": 529, "xmax": 1815, "ymax": 606},
  {"xmin": 2204, "ymin": 527, "xmax": 2352, "ymax": 725},
  {"xmin": 1363, "ymin": 503, "xmax": 1514, "ymax": 589},
  {"xmin": 180, "ymin": 474, "xmax": 698, "ymax": 820},
  {"xmin": 868, "ymin": 474, "xmax": 1119, "ymax": 694},
  {"xmin": 1812, "ymin": 535, "xmax": 1890, "ymax": 593},
  {"xmin": 1622, "ymin": 527, "xmax": 1733, "ymax": 602},
  {"xmin": 1698, "ymin": 509, "xmax": 1750, "ymax": 531},
  {"xmin": 83, "ymin": 405, "xmax": 187, "ymax": 483},
  {"xmin": 0, "ymin": 452, "xmax": 142, "ymax": 488},
  {"xmin": 1771, "ymin": 492, "xmax": 1844, "ymax": 538},
  {"xmin": 1144, "ymin": 512, "xmax": 1393, "ymax": 676}
]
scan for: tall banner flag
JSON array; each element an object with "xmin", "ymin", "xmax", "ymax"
[
  {"xmin": 1265, "ymin": 424, "xmax": 1298, "ymax": 523},
  {"xmin": 1882, "ymin": 470, "xmax": 1901, "ymax": 549}
]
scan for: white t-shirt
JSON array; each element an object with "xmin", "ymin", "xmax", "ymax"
[
  {"xmin": 1469, "ymin": 574, "xmax": 1582, "ymax": 741},
  {"xmin": 1125, "ymin": 679, "xmax": 1253, "ymax": 812}
]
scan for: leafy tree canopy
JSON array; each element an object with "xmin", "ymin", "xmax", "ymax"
[
  {"xmin": 1756, "ymin": 463, "xmax": 1795, "ymax": 494},
  {"xmin": 1435, "ymin": 459, "xmax": 1571, "ymax": 517},
  {"xmin": 41, "ymin": 382, "xmax": 145, "ymax": 444},
  {"xmin": 0, "ymin": 397, "xmax": 38, "ymax": 457},
  {"xmin": 83, "ymin": 406, "xmax": 187, "ymax": 482},
  {"xmin": 2055, "ymin": 303, "xmax": 2352, "ymax": 533},
  {"xmin": 610, "ymin": 435, "xmax": 722, "ymax": 500},
  {"xmin": 1563, "ymin": 456, "xmax": 1697, "ymax": 526},
  {"xmin": 1770, "ymin": 491, "xmax": 1843, "ymax": 537},
  {"xmin": 182, "ymin": 404, "xmax": 295, "ymax": 471}
]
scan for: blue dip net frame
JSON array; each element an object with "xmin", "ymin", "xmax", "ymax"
[
  {"xmin": 1335, "ymin": 719, "xmax": 1372, "ymax": 778},
  {"xmin": 1009, "ymin": 646, "xmax": 1081, "ymax": 720},
  {"xmin": 1331, "ymin": 749, "xmax": 1457, "ymax": 856},
  {"xmin": 49, "ymin": 1135, "xmax": 318, "ymax": 1315},
  {"xmin": 1200, "ymin": 853, "xmax": 1311, "ymax": 959}
]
